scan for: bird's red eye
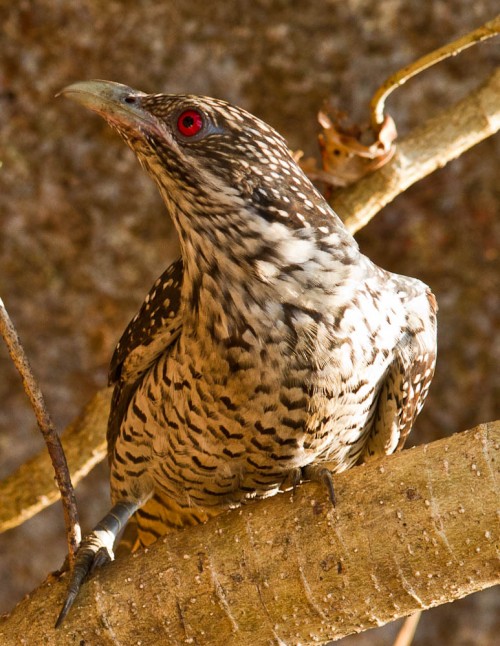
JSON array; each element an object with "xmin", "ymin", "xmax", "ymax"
[{"xmin": 177, "ymin": 109, "xmax": 203, "ymax": 137}]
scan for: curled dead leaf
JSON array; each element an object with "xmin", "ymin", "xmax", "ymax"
[{"xmin": 301, "ymin": 105, "xmax": 397, "ymax": 190}]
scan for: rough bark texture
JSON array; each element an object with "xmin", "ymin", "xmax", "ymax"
[{"xmin": 1, "ymin": 423, "xmax": 498, "ymax": 645}]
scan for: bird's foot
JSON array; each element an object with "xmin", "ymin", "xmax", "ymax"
[
  {"xmin": 55, "ymin": 500, "xmax": 140, "ymax": 627},
  {"xmin": 286, "ymin": 464, "xmax": 336, "ymax": 506},
  {"xmin": 302, "ymin": 464, "xmax": 336, "ymax": 506},
  {"xmin": 55, "ymin": 528, "xmax": 115, "ymax": 628}
]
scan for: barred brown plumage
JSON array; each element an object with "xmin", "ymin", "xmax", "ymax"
[{"xmin": 56, "ymin": 80, "xmax": 437, "ymax": 625}]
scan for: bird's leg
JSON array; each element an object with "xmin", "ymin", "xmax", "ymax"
[
  {"xmin": 283, "ymin": 464, "xmax": 337, "ymax": 506},
  {"xmin": 55, "ymin": 499, "xmax": 140, "ymax": 628},
  {"xmin": 280, "ymin": 467, "xmax": 302, "ymax": 496},
  {"xmin": 301, "ymin": 464, "xmax": 337, "ymax": 506}
]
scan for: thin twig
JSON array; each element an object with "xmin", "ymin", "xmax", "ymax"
[
  {"xmin": 370, "ymin": 15, "xmax": 500, "ymax": 127},
  {"xmin": 393, "ymin": 612, "xmax": 422, "ymax": 646},
  {"xmin": 0, "ymin": 298, "xmax": 81, "ymax": 566}
]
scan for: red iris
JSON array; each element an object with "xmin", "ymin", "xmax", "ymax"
[{"xmin": 177, "ymin": 109, "xmax": 203, "ymax": 137}]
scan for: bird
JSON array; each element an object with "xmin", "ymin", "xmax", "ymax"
[{"xmin": 56, "ymin": 79, "xmax": 437, "ymax": 625}]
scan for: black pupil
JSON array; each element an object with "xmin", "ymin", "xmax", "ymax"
[{"xmin": 183, "ymin": 115, "xmax": 195, "ymax": 129}]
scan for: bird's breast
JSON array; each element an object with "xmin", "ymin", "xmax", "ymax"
[{"xmin": 137, "ymin": 290, "xmax": 402, "ymax": 507}]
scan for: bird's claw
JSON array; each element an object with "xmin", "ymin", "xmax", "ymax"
[
  {"xmin": 285, "ymin": 464, "xmax": 337, "ymax": 506},
  {"xmin": 91, "ymin": 545, "xmax": 114, "ymax": 572},
  {"xmin": 302, "ymin": 464, "xmax": 337, "ymax": 506},
  {"xmin": 55, "ymin": 531, "xmax": 114, "ymax": 628}
]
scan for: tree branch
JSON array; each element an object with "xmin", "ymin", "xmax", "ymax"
[
  {"xmin": 0, "ymin": 388, "xmax": 110, "ymax": 534},
  {"xmin": 0, "ymin": 299, "xmax": 81, "ymax": 563},
  {"xmin": 369, "ymin": 16, "xmax": 500, "ymax": 128},
  {"xmin": 333, "ymin": 67, "xmax": 500, "ymax": 233},
  {"xmin": 1, "ymin": 423, "xmax": 498, "ymax": 645}
]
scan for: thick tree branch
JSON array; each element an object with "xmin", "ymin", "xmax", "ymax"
[
  {"xmin": 333, "ymin": 67, "xmax": 500, "ymax": 233},
  {"xmin": 1, "ymin": 423, "xmax": 498, "ymax": 645}
]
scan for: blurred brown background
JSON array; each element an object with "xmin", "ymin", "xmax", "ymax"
[{"xmin": 0, "ymin": 1, "xmax": 498, "ymax": 643}]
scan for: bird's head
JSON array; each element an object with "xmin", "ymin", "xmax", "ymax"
[{"xmin": 61, "ymin": 80, "xmax": 356, "ymax": 287}]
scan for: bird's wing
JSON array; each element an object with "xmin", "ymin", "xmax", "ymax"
[
  {"xmin": 108, "ymin": 257, "xmax": 184, "ymax": 385},
  {"xmin": 362, "ymin": 290, "xmax": 437, "ymax": 460},
  {"xmin": 107, "ymin": 257, "xmax": 184, "ymax": 458}
]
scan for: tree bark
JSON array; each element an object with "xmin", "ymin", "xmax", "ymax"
[{"xmin": 1, "ymin": 422, "xmax": 498, "ymax": 645}]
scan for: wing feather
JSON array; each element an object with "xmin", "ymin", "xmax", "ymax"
[
  {"xmin": 107, "ymin": 257, "xmax": 183, "ymax": 459},
  {"xmin": 363, "ymin": 290, "xmax": 437, "ymax": 459}
]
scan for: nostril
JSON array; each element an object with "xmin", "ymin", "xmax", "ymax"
[{"xmin": 124, "ymin": 95, "xmax": 136, "ymax": 104}]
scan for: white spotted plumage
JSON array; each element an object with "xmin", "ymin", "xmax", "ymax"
[{"xmin": 66, "ymin": 81, "xmax": 437, "ymax": 545}]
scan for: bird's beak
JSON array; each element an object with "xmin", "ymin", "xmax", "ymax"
[{"xmin": 58, "ymin": 80, "xmax": 157, "ymax": 133}]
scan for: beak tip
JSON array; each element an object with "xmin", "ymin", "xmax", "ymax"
[
  {"xmin": 56, "ymin": 80, "xmax": 153, "ymax": 133},
  {"xmin": 56, "ymin": 80, "xmax": 119, "ymax": 112}
]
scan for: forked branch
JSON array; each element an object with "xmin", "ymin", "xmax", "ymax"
[{"xmin": 333, "ymin": 67, "xmax": 500, "ymax": 234}]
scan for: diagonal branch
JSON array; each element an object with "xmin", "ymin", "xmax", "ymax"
[
  {"xmin": 0, "ymin": 299, "xmax": 81, "ymax": 564},
  {"xmin": 1, "ymin": 422, "xmax": 498, "ymax": 645},
  {"xmin": 0, "ymin": 388, "xmax": 110, "ymax": 534},
  {"xmin": 334, "ymin": 67, "xmax": 500, "ymax": 233}
]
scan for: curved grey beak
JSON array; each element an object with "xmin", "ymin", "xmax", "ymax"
[{"xmin": 58, "ymin": 80, "xmax": 156, "ymax": 131}]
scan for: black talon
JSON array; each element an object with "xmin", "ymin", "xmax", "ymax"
[
  {"xmin": 55, "ymin": 500, "xmax": 140, "ymax": 627},
  {"xmin": 290, "ymin": 467, "xmax": 302, "ymax": 495},
  {"xmin": 91, "ymin": 545, "xmax": 114, "ymax": 572},
  {"xmin": 56, "ymin": 592, "xmax": 77, "ymax": 629},
  {"xmin": 55, "ymin": 532, "xmax": 114, "ymax": 628},
  {"xmin": 302, "ymin": 464, "xmax": 337, "ymax": 507}
]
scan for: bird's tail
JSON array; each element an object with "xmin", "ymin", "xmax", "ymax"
[{"xmin": 116, "ymin": 490, "xmax": 222, "ymax": 555}]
